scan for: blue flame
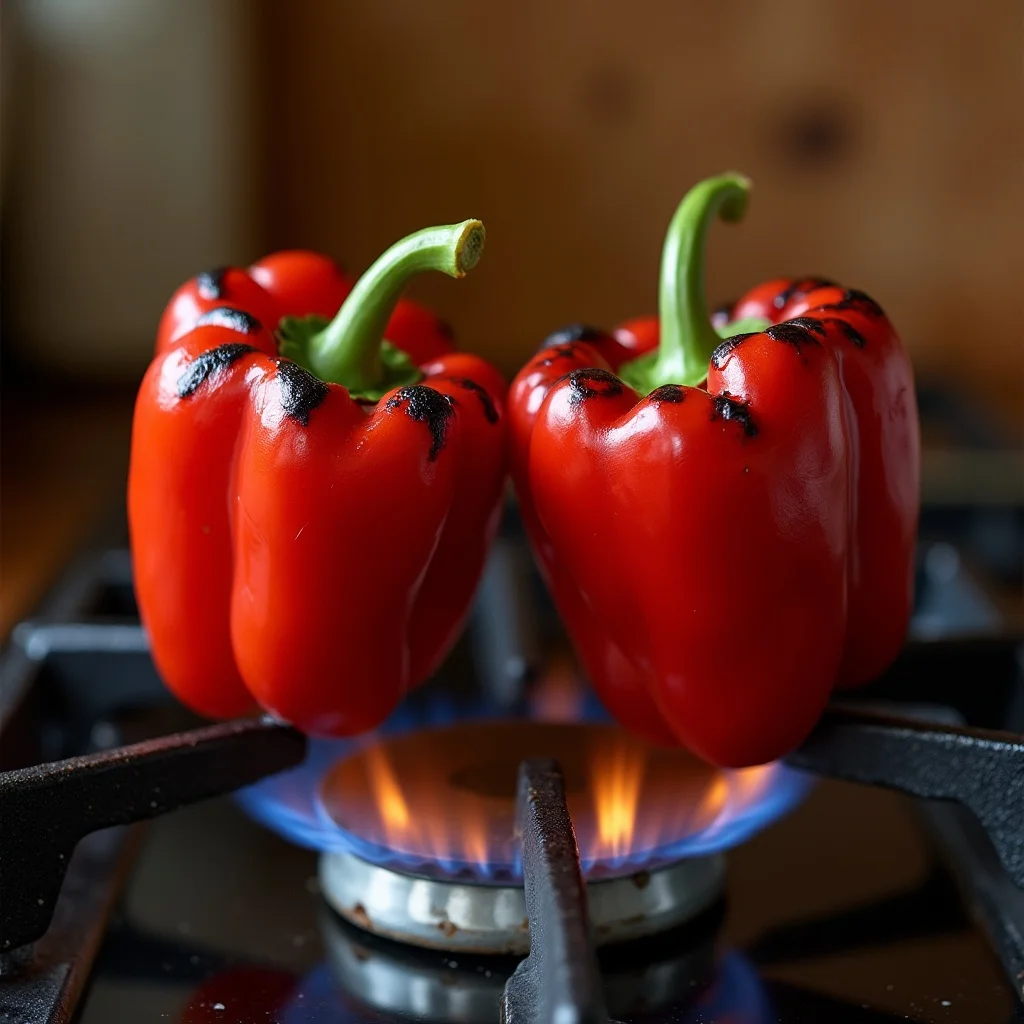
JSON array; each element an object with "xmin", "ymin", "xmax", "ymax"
[
  {"xmin": 236, "ymin": 682, "xmax": 812, "ymax": 882},
  {"xmin": 236, "ymin": 692, "xmax": 484, "ymax": 852}
]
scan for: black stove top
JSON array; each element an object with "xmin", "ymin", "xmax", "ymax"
[
  {"xmin": 72, "ymin": 766, "xmax": 1018, "ymax": 1023},
  {"xmin": 2, "ymin": 492, "xmax": 1023, "ymax": 1023}
]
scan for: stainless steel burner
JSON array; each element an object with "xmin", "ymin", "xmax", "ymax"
[{"xmin": 319, "ymin": 850, "xmax": 724, "ymax": 954}]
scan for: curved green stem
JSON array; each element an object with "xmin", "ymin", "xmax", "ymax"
[
  {"xmin": 306, "ymin": 220, "xmax": 485, "ymax": 393},
  {"xmin": 657, "ymin": 173, "xmax": 750, "ymax": 384},
  {"xmin": 620, "ymin": 173, "xmax": 759, "ymax": 394}
]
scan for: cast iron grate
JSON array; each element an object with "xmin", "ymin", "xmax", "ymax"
[{"xmin": 2, "ymin": 660, "xmax": 1022, "ymax": 956}]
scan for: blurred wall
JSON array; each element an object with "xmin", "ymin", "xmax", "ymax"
[
  {"xmin": 2, "ymin": 0, "xmax": 258, "ymax": 376},
  {"xmin": 260, "ymin": 0, "xmax": 1023, "ymax": 430},
  {"xmin": 2, "ymin": 0, "xmax": 1020, "ymax": 430}
]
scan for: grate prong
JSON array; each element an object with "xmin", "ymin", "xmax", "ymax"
[
  {"xmin": 0, "ymin": 716, "xmax": 306, "ymax": 951},
  {"xmin": 788, "ymin": 706, "xmax": 1024, "ymax": 887},
  {"xmin": 502, "ymin": 758, "xmax": 612, "ymax": 1024}
]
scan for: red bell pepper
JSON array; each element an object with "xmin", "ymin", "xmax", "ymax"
[
  {"xmin": 129, "ymin": 221, "xmax": 507, "ymax": 735},
  {"xmin": 509, "ymin": 175, "xmax": 919, "ymax": 767}
]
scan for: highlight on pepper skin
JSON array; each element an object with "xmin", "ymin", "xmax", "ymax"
[
  {"xmin": 128, "ymin": 221, "xmax": 508, "ymax": 737},
  {"xmin": 509, "ymin": 172, "xmax": 920, "ymax": 768}
]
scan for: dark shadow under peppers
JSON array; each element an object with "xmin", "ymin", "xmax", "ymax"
[
  {"xmin": 129, "ymin": 222, "xmax": 507, "ymax": 735},
  {"xmin": 509, "ymin": 174, "xmax": 920, "ymax": 768}
]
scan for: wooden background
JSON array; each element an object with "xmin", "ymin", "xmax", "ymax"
[
  {"xmin": 3, "ymin": 0, "xmax": 1020, "ymax": 636},
  {"xmin": 258, "ymin": 0, "xmax": 1023, "ymax": 432}
]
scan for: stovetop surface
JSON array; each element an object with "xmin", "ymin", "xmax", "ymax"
[{"xmin": 76, "ymin": 775, "xmax": 1020, "ymax": 1023}]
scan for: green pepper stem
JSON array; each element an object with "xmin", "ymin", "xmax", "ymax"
[
  {"xmin": 651, "ymin": 173, "xmax": 751, "ymax": 389},
  {"xmin": 307, "ymin": 220, "xmax": 485, "ymax": 389}
]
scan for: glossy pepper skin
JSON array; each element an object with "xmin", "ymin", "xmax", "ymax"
[
  {"xmin": 510, "ymin": 175, "xmax": 919, "ymax": 767},
  {"xmin": 130, "ymin": 222, "xmax": 507, "ymax": 735}
]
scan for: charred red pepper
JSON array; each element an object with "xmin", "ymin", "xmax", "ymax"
[
  {"xmin": 510, "ymin": 174, "xmax": 919, "ymax": 767},
  {"xmin": 130, "ymin": 221, "xmax": 507, "ymax": 735}
]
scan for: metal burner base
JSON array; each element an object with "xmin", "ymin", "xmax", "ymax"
[{"xmin": 318, "ymin": 851, "xmax": 724, "ymax": 954}]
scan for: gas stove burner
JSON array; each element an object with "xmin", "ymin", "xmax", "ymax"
[
  {"xmin": 315, "ymin": 720, "xmax": 741, "ymax": 953},
  {"xmin": 319, "ymin": 848, "xmax": 724, "ymax": 954},
  {"xmin": 316, "ymin": 720, "xmax": 806, "ymax": 882}
]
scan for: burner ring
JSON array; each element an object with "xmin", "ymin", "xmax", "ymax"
[{"xmin": 319, "ymin": 850, "xmax": 724, "ymax": 954}]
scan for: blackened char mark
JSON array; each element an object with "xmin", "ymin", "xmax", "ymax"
[
  {"xmin": 765, "ymin": 316, "xmax": 826, "ymax": 357},
  {"xmin": 195, "ymin": 306, "xmax": 262, "ymax": 335},
  {"xmin": 385, "ymin": 385, "xmax": 456, "ymax": 461},
  {"xmin": 822, "ymin": 288, "xmax": 885, "ymax": 319},
  {"xmin": 437, "ymin": 320, "xmax": 456, "ymax": 342},
  {"xmin": 710, "ymin": 332, "xmax": 759, "ymax": 369},
  {"xmin": 712, "ymin": 316, "xmax": 826, "ymax": 368},
  {"xmin": 539, "ymin": 323, "xmax": 606, "ymax": 351},
  {"xmin": 711, "ymin": 392, "xmax": 758, "ymax": 438},
  {"xmin": 649, "ymin": 385, "xmax": 687, "ymax": 404},
  {"xmin": 275, "ymin": 360, "xmax": 329, "ymax": 426},
  {"xmin": 451, "ymin": 378, "xmax": 498, "ymax": 424},
  {"xmin": 772, "ymin": 277, "xmax": 836, "ymax": 311},
  {"xmin": 196, "ymin": 267, "xmax": 229, "ymax": 300},
  {"xmin": 777, "ymin": 316, "xmax": 826, "ymax": 336},
  {"xmin": 565, "ymin": 368, "xmax": 623, "ymax": 406},
  {"xmin": 177, "ymin": 343, "xmax": 258, "ymax": 398},
  {"xmin": 539, "ymin": 344, "xmax": 582, "ymax": 367},
  {"xmin": 830, "ymin": 317, "xmax": 866, "ymax": 348}
]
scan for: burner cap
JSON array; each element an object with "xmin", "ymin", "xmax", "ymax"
[{"xmin": 319, "ymin": 850, "xmax": 724, "ymax": 955}]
